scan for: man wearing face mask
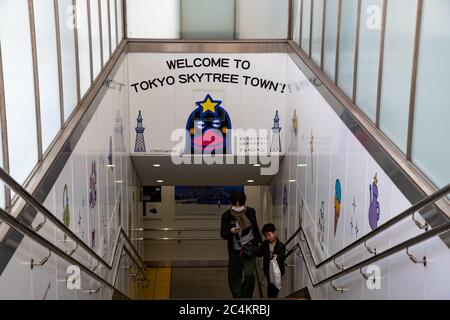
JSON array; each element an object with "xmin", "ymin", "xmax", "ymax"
[{"xmin": 221, "ymin": 190, "xmax": 262, "ymax": 298}]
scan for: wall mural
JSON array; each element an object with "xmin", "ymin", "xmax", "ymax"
[
  {"xmin": 108, "ymin": 136, "xmax": 113, "ymax": 169},
  {"xmin": 185, "ymin": 94, "xmax": 232, "ymax": 155},
  {"xmin": 270, "ymin": 111, "xmax": 282, "ymax": 153},
  {"xmin": 282, "ymin": 184, "xmax": 288, "ymax": 217},
  {"xmin": 282, "ymin": 184, "xmax": 288, "ymax": 240},
  {"xmin": 89, "ymin": 161, "xmax": 97, "ymax": 249},
  {"xmin": 293, "ymin": 110, "xmax": 298, "ymax": 137},
  {"xmin": 76, "ymin": 196, "xmax": 85, "ymax": 241},
  {"xmin": 62, "ymin": 185, "xmax": 70, "ymax": 242},
  {"xmin": 298, "ymin": 197, "xmax": 304, "ymax": 228},
  {"xmin": 117, "ymin": 194, "xmax": 122, "ymax": 230},
  {"xmin": 115, "ymin": 110, "xmax": 125, "ymax": 152},
  {"xmin": 89, "ymin": 161, "xmax": 97, "ymax": 208},
  {"xmin": 368, "ymin": 173, "xmax": 380, "ymax": 230},
  {"xmin": 309, "ymin": 130, "xmax": 314, "ymax": 184},
  {"xmin": 101, "ymin": 206, "xmax": 109, "ymax": 261},
  {"xmin": 318, "ymin": 200, "xmax": 325, "ymax": 251},
  {"xmin": 349, "ymin": 196, "xmax": 359, "ymax": 238},
  {"xmin": 334, "ymin": 179, "xmax": 342, "ymax": 237},
  {"xmin": 129, "ymin": 54, "xmax": 288, "ymax": 156},
  {"xmin": 288, "ymin": 109, "xmax": 298, "ymax": 152},
  {"xmin": 134, "ymin": 110, "xmax": 146, "ymax": 152}
]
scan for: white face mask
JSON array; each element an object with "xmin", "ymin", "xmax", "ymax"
[{"xmin": 231, "ymin": 205, "xmax": 245, "ymax": 212}]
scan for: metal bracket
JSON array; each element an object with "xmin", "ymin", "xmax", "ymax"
[
  {"xmin": 31, "ymin": 249, "xmax": 51, "ymax": 270},
  {"xmin": 406, "ymin": 247, "xmax": 427, "ymax": 267},
  {"xmin": 299, "ymin": 232, "xmax": 306, "ymax": 242},
  {"xmin": 412, "ymin": 212, "xmax": 429, "ymax": 231},
  {"xmin": 89, "ymin": 260, "xmax": 100, "ymax": 272},
  {"xmin": 32, "ymin": 215, "xmax": 47, "ymax": 233},
  {"xmin": 334, "ymin": 259, "xmax": 345, "ymax": 271},
  {"xmin": 359, "ymin": 267, "xmax": 375, "ymax": 282},
  {"xmin": 123, "ymin": 263, "xmax": 133, "ymax": 269},
  {"xmin": 105, "ymin": 79, "xmax": 125, "ymax": 90},
  {"xmin": 84, "ymin": 284, "xmax": 103, "ymax": 295},
  {"xmin": 66, "ymin": 242, "xmax": 78, "ymax": 256},
  {"xmin": 330, "ymin": 281, "xmax": 347, "ymax": 293},
  {"xmin": 364, "ymin": 241, "xmax": 377, "ymax": 255}
]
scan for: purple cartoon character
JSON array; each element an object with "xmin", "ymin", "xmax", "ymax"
[{"xmin": 368, "ymin": 174, "xmax": 380, "ymax": 230}]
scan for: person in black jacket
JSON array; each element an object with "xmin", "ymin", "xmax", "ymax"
[
  {"xmin": 259, "ymin": 223, "xmax": 286, "ymax": 298},
  {"xmin": 221, "ymin": 190, "xmax": 262, "ymax": 298}
]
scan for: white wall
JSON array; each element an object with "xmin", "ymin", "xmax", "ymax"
[
  {"xmin": 267, "ymin": 56, "xmax": 450, "ymax": 300},
  {"xmin": 127, "ymin": 53, "xmax": 288, "ymax": 156},
  {"xmin": 0, "ymin": 57, "xmax": 144, "ymax": 300}
]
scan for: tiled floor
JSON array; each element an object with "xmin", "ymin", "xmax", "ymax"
[
  {"xmin": 141, "ymin": 268, "xmax": 172, "ymax": 300},
  {"xmin": 170, "ymin": 267, "xmax": 233, "ymax": 299},
  {"xmin": 141, "ymin": 266, "xmax": 264, "ymax": 299}
]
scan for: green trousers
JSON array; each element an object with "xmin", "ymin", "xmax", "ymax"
[{"xmin": 228, "ymin": 250, "xmax": 256, "ymax": 298}]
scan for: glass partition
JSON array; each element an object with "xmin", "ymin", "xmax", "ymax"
[
  {"xmin": 412, "ymin": 0, "xmax": 450, "ymax": 188},
  {"xmin": 311, "ymin": 0, "xmax": 324, "ymax": 65},
  {"xmin": 301, "ymin": 0, "xmax": 312, "ymax": 54},
  {"xmin": 59, "ymin": 0, "xmax": 79, "ymax": 121},
  {"xmin": 355, "ymin": 0, "xmax": 382, "ymax": 122},
  {"xmin": 290, "ymin": 0, "xmax": 448, "ymax": 190},
  {"xmin": 182, "ymin": 0, "xmax": 234, "ymax": 39},
  {"xmin": 0, "ymin": 0, "xmax": 126, "ymax": 191},
  {"xmin": 322, "ymin": 0, "xmax": 340, "ymax": 81},
  {"xmin": 0, "ymin": 0, "xmax": 38, "ymax": 184},
  {"xmin": 337, "ymin": 0, "xmax": 358, "ymax": 98},
  {"xmin": 34, "ymin": 0, "xmax": 62, "ymax": 151},
  {"xmin": 237, "ymin": 0, "xmax": 289, "ymax": 39},
  {"xmin": 379, "ymin": 0, "xmax": 417, "ymax": 153},
  {"xmin": 90, "ymin": 0, "xmax": 102, "ymax": 79},
  {"xmin": 126, "ymin": 0, "xmax": 180, "ymax": 39}
]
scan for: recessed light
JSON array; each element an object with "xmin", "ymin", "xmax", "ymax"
[
  {"xmin": 156, "ymin": 180, "xmax": 164, "ymax": 183},
  {"xmin": 289, "ymin": 179, "xmax": 297, "ymax": 183},
  {"xmin": 115, "ymin": 180, "xmax": 124, "ymax": 183},
  {"xmin": 107, "ymin": 164, "xmax": 115, "ymax": 168},
  {"xmin": 247, "ymin": 180, "xmax": 255, "ymax": 183},
  {"xmin": 253, "ymin": 164, "xmax": 261, "ymax": 167},
  {"xmin": 297, "ymin": 164, "xmax": 307, "ymax": 167},
  {"xmin": 153, "ymin": 164, "xmax": 161, "ymax": 167}
]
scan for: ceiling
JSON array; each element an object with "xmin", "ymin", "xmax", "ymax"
[{"xmin": 131, "ymin": 155, "xmax": 283, "ymax": 186}]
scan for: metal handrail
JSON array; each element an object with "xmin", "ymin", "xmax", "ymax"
[
  {"xmin": 297, "ymin": 221, "xmax": 450, "ymax": 290},
  {"xmin": 120, "ymin": 229, "xmax": 146, "ymax": 271},
  {"xmin": 315, "ymin": 183, "xmax": 450, "ymax": 268},
  {"xmin": 140, "ymin": 237, "xmax": 223, "ymax": 241},
  {"xmin": 0, "ymin": 207, "xmax": 130, "ymax": 299},
  {"xmin": 280, "ymin": 184, "xmax": 450, "ymax": 291},
  {"xmin": 284, "ymin": 227, "xmax": 302, "ymax": 247},
  {"xmin": 0, "ymin": 167, "xmax": 146, "ymax": 275},
  {"xmin": 138, "ymin": 227, "xmax": 220, "ymax": 232},
  {"xmin": 0, "ymin": 167, "xmax": 109, "ymax": 268},
  {"xmin": 121, "ymin": 245, "xmax": 148, "ymax": 288},
  {"xmin": 284, "ymin": 184, "xmax": 450, "ymax": 268}
]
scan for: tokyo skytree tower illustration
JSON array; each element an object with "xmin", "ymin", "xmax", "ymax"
[
  {"xmin": 134, "ymin": 110, "xmax": 146, "ymax": 152},
  {"xmin": 270, "ymin": 110, "xmax": 282, "ymax": 153}
]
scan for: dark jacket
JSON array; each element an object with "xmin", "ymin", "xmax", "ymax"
[
  {"xmin": 220, "ymin": 207, "xmax": 262, "ymax": 257},
  {"xmin": 258, "ymin": 239, "xmax": 286, "ymax": 281}
]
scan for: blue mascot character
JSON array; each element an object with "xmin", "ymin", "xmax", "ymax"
[{"xmin": 185, "ymin": 94, "xmax": 232, "ymax": 155}]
